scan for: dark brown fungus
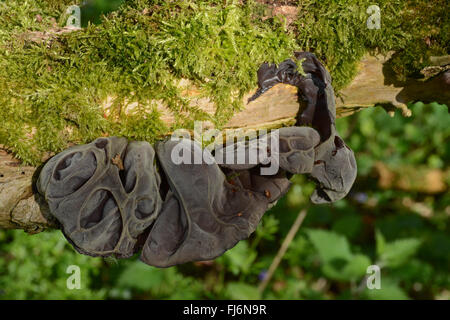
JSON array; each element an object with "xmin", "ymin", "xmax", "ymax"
[
  {"xmin": 140, "ymin": 138, "xmax": 269, "ymax": 267},
  {"xmin": 36, "ymin": 51, "xmax": 357, "ymax": 266},
  {"xmin": 249, "ymin": 51, "xmax": 357, "ymax": 204},
  {"xmin": 37, "ymin": 137, "xmax": 162, "ymax": 258}
]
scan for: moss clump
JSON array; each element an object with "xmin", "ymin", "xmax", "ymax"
[
  {"xmin": 388, "ymin": 0, "xmax": 449, "ymax": 80},
  {"xmin": 0, "ymin": 0, "xmax": 448, "ymax": 165},
  {"xmin": 0, "ymin": 0, "xmax": 296, "ymax": 165},
  {"xmin": 294, "ymin": 0, "xmax": 449, "ymax": 88}
]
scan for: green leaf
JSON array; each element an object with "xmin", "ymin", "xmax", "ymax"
[
  {"xmin": 307, "ymin": 229, "xmax": 353, "ymax": 263},
  {"xmin": 218, "ymin": 241, "xmax": 256, "ymax": 275},
  {"xmin": 375, "ymin": 229, "xmax": 386, "ymax": 257},
  {"xmin": 378, "ymin": 238, "xmax": 422, "ymax": 268},
  {"xmin": 308, "ymin": 230, "xmax": 372, "ymax": 281},
  {"xmin": 117, "ymin": 261, "xmax": 165, "ymax": 291},
  {"xmin": 322, "ymin": 254, "xmax": 371, "ymax": 281},
  {"xmin": 226, "ymin": 282, "xmax": 260, "ymax": 300},
  {"xmin": 364, "ymin": 282, "xmax": 410, "ymax": 300},
  {"xmin": 343, "ymin": 254, "xmax": 372, "ymax": 279}
]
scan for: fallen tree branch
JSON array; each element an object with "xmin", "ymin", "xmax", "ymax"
[
  {"xmin": 118, "ymin": 53, "xmax": 448, "ymax": 133},
  {"xmin": 1, "ymin": 52, "xmax": 449, "ymax": 232},
  {"xmin": 0, "ymin": 149, "xmax": 54, "ymax": 232}
]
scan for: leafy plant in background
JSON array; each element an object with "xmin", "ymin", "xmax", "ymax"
[
  {"xmin": 1, "ymin": 102, "xmax": 448, "ymax": 300},
  {"xmin": 0, "ymin": 229, "xmax": 106, "ymax": 299}
]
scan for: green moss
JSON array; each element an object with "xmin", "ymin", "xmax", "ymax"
[
  {"xmin": 0, "ymin": 0, "xmax": 296, "ymax": 165},
  {"xmin": 388, "ymin": 0, "xmax": 450, "ymax": 80},
  {"xmin": 0, "ymin": 0, "xmax": 448, "ymax": 165},
  {"xmin": 295, "ymin": 0, "xmax": 449, "ymax": 88}
]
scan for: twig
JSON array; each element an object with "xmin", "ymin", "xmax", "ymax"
[{"xmin": 258, "ymin": 209, "xmax": 308, "ymax": 294}]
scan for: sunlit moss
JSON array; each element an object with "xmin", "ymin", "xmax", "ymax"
[
  {"xmin": 0, "ymin": 0, "xmax": 448, "ymax": 165},
  {"xmin": 0, "ymin": 0, "xmax": 296, "ymax": 164},
  {"xmin": 295, "ymin": 0, "xmax": 449, "ymax": 88}
]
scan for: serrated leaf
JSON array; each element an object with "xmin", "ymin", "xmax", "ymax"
[
  {"xmin": 379, "ymin": 238, "xmax": 422, "ymax": 268},
  {"xmin": 343, "ymin": 254, "xmax": 372, "ymax": 279},
  {"xmin": 307, "ymin": 229, "xmax": 353, "ymax": 263},
  {"xmin": 322, "ymin": 254, "xmax": 371, "ymax": 281}
]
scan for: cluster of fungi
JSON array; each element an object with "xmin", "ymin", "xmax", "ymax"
[{"xmin": 36, "ymin": 52, "xmax": 357, "ymax": 267}]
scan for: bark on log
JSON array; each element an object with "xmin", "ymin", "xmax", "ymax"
[
  {"xmin": 134, "ymin": 53, "xmax": 448, "ymax": 134},
  {"xmin": 1, "ymin": 53, "xmax": 449, "ymax": 232},
  {"xmin": 0, "ymin": 149, "xmax": 54, "ymax": 233}
]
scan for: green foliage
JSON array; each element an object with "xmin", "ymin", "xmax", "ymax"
[
  {"xmin": 225, "ymin": 282, "xmax": 260, "ymax": 300},
  {"xmin": 307, "ymin": 229, "xmax": 371, "ymax": 282},
  {"xmin": 338, "ymin": 102, "xmax": 450, "ymax": 172},
  {"xmin": 376, "ymin": 231, "xmax": 422, "ymax": 268},
  {"xmin": 295, "ymin": 0, "xmax": 449, "ymax": 88},
  {"xmin": 307, "ymin": 229, "xmax": 353, "ymax": 262},
  {"xmin": 114, "ymin": 261, "xmax": 203, "ymax": 299},
  {"xmin": 217, "ymin": 241, "xmax": 258, "ymax": 276},
  {"xmin": 80, "ymin": 0, "xmax": 126, "ymax": 26},
  {"xmin": 363, "ymin": 281, "xmax": 410, "ymax": 300},
  {"xmin": 0, "ymin": 229, "xmax": 106, "ymax": 299}
]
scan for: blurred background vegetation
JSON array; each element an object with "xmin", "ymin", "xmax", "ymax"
[
  {"xmin": 0, "ymin": 0, "xmax": 449, "ymax": 300},
  {"xmin": 1, "ymin": 102, "xmax": 449, "ymax": 300}
]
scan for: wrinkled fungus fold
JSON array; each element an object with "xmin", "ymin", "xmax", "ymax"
[{"xmin": 37, "ymin": 52, "xmax": 357, "ymax": 266}]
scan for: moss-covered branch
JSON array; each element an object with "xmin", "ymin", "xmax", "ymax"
[
  {"xmin": 0, "ymin": 149, "xmax": 53, "ymax": 232},
  {"xmin": 1, "ymin": 52, "xmax": 448, "ymax": 233},
  {"xmin": 1, "ymin": 0, "xmax": 448, "ymax": 166},
  {"xmin": 0, "ymin": 1, "xmax": 448, "ymax": 232}
]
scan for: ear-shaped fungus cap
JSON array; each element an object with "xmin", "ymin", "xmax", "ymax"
[
  {"xmin": 215, "ymin": 126, "xmax": 320, "ymax": 175},
  {"xmin": 276, "ymin": 127, "xmax": 320, "ymax": 174},
  {"xmin": 248, "ymin": 59, "xmax": 300, "ymax": 103},
  {"xmin": 140, "ymin": 138, "xmax": 271, "ymax": 267},
  {"xmin": 293, "ymin": 52, "xmax": 336, "ymax": 140},
  {"xmin": 309, "ymin": 135, "xmax": 357, "ymax": 204},
  {"xmin": 35, "ymin": 51, "xmax": 358, "ymax": 267},
  {"xmin": 248, "ymin": 52, "xmax": 357, "ymax": 204},
  {"xmin": 212, "ymin": 126, "xmax": 320, "ymax": 206},
  {"xmin": 37, "ymin": 137, "xmax": 162, "ymax": 258},
  {"xmin": 293, "ymin": 52, "xmax": 356, "ymax": 202},
  {"xmin": 294, "ymin": 51, "xmax": 332, "ymax": 87}
]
